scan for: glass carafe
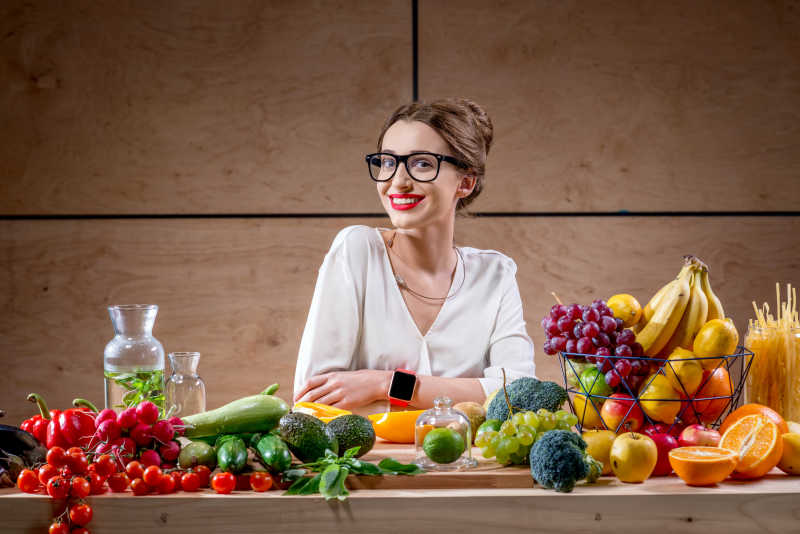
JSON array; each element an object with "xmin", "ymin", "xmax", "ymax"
[
  {"xmin": 414, "ymin": 397, "xmax": 477, "ymax": 471},
  {"xmin": 165, "ymin": 352, "xmax": 206, "ymax": 418},
  {"xmin": 103, "ymin": 304, "xmax": 165, "ymax": 412}
]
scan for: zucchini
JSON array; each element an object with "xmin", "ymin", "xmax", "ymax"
[
  {"xmin": 182, "ymin": 384, "xmax": 289, "ymax": 438},
  {"xmin": 216, "ymin": 435, "xmax": 248, "ymax": 474},
  {"xmin": 252, "ymin": 433, "xmax": 292, "ymax": 474}
]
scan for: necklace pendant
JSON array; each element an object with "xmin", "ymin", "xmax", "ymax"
[{"xmin": 395, "ymin": 274, "xmax": 406, "ymax": 288}]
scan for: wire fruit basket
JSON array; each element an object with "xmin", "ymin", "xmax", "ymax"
[{"xmin": 558, "ymin": 346, "xmax": 754, "ymax": 434}]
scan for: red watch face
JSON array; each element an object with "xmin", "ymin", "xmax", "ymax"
[{"xmin": 389, "ymin": 371, "xmax": 416, "ymax": 401}]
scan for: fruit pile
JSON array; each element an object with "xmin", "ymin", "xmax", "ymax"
[{"xmin": 475, "ymin": 408, "xmax": 578, "ymax": 465}]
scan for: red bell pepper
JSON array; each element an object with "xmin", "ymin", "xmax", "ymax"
[{"xmin": 27, "ymin": 393, "xmax": 97, "ymax": 449}]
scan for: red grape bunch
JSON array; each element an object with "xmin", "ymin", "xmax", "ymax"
[{"xmin": 541, "ymin": 299, "xmax": 651, "ymax": 391}]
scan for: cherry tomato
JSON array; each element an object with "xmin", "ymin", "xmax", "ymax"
[
  {"xmin": 130, "ymin": 477, "xmax": 149, "ymax": 496},
  {"xmin": 87, "ymin": 472, "xmax": 107, "ymax": 495},
  {"xmin": 169, "ymin": 470, "xmax": 183, "ymax": 490},
  {"xmin": 142, "ymin": 465, "xmax": 163, "ymax": 487},
  {"xmin": 70, "ymin": 476, "xmax": 90, "ymax": 499},
  {"xmin": 125, "ymin": 461, "xmax": 144, "ymax": 481},
  {"xmin": 94, "ymin": 454, "xmax": 117, "ymax": 477},
  {"xmin": 48, "ymin": 521, "xmax": 69, "ymax": 534},
  {"xmin": 69, "ymin": 503, "xmax": 93, "ymax": 526},
  {"xmin": 211, "ymin": 472, "xmax": 235, "ymax": 494},
  {"xmin": 46, "ymin": 476, "xmax": 70, "ymax": 499},
  {"xmin": 47, "ymin": 447, "xmax": 68, "ymax": 468},
  {"xmin": 193, "ymin": 465, "xmax": 211, "ymax": 488},
  {"xmin": 66, "ymin": 446, "xmax": 85, "ymax": 458},
  {"xmin": 58, "ymin": 466, "xmax": 73, "ymax": 479},
  {"xmin": 180, "ymin": 472, "xmax": 200, "ymax": 492},
  {"xmin": 70, "ymin": 454, "xmax": 89, "ymax": 475},
  {"xmin": 17, "ymin": 469, "xmax": 39, "ymax": 493},
  {"xmin": 249, "ymin": 471, "xmax": 273, "ymax": 492},
  {"xmin": 38, "ymin": 464, "xmax": 58, "ymax": 485},
  {"xmin": 158, "ymin": 473, "xmax": 177, "ymax": 494},
  {"xmin": 107, "ymin": 472, "xmax": 130, "ymax": 493}
]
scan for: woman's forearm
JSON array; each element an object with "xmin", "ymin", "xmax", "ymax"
[{"xmin": 410, "ymin": 376, "xmax": 486, "ymax": 408}]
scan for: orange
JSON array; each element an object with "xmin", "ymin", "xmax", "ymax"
[
  {"xmin": 719, "ymin": 414, "xmax": 784, "ymax": 479},
  {"xmin": 685, "ymin": 367, "xmax": 732, "ymax": 424},
  {"xmin": 719, "ymin": 403, "xmax": 788, "ymax": 436},
  {"xmin": 367, "ymin": 410, "xmax": 425, "ymax": 443},
  {"xmin": 668, "ymin": 446, "xmax": 738, "ymax": 486}
]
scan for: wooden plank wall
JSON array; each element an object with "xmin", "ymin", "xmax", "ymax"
[{"xmin": 1, "ymin": 1, "xmax": 799, "ymax": 425}]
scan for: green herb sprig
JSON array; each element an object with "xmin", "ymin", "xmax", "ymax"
[{"xmin": 284, "ymin": 446, "xmax": 423, "ymax": 501}]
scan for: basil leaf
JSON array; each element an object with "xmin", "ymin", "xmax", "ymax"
[
  {"xmin": 378, "ymin": 458, "xmax": 424, "ymax": 475},
  {"xmin": 343, "ymin": 446, "xmax": 361, "ymax": 459},
  {"xmin": 319, "ymin": 465, "xmax": 342, "ymax": 500},
  {"xmin": 282, "ymin": 468, "xmax": 307, "ymax": 482},
  {"xmin": 345, "ymin": 459, "xmax": 382, "ymax": 476},
  {"xmin": 297, "ymin": 474, "xmax": 322, "ymax": 495},
  {"xmin": 285, "ymin": 476, "xmax": 312, "ymax": 495},
  {"xmin": 323, "ymin": 449, "xmax": 338, "ymax": 461},
  {"xmin": 333, "ymin": 466, "xmax": 350, "ymax": 501}
]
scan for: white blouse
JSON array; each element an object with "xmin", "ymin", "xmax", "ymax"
[{"xmin": 293, "ymin": 225, "xmax": 536, "ymax": 401}]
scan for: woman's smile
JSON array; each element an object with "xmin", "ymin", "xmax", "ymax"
[{"xmin": 389, "ymin": 193, "xmax": 425, "ymax": 210}]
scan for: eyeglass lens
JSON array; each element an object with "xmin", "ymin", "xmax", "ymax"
[{"xmin": 368, "ymin": 154, "xmax": 440, "ymax": 182}]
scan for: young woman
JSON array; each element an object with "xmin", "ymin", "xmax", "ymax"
[{"xmin": 293, "ymin": 98, "xmax": 535, "ymax": 411}]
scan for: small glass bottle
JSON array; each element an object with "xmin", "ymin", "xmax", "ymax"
[
  {"xmin": 165, "ymin": 352, "xmax": 206, "ymax": 418},
  {"xmin": 104, "ymin": 304, "xmax": 165, "ymax": 411},
  {"xmin": 414, "ymin": 397, "xmax": 477, "ymax": 471}
]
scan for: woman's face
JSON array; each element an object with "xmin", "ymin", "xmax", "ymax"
[{"xmin": 377, "ymin": 120, "xmax": 473, "ymax": 230}]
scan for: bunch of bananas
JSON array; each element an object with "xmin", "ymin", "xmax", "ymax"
[{"xmin": 634, "ymin": 256, "xmax": 725, "ymax": 357}]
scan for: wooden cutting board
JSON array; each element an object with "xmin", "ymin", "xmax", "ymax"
[{"xmin": 345, "ymin": 441, "xmax": 534, "ymax": 490}]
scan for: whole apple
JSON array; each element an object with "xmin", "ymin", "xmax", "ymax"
[
  {"xmin": 678, "ymin": 424, "xmax": 721, "ymax": 447},
  {"xmin": 610, "ymin": 432, "xmax": 658, "ymax": 483},
  {"xmin": 648, "ymin": 432, "xmax": 679, "ymax": 476},
  {"xmin": 600, "ymin": 393, "xmax": 644, "ymax": 433},
  {"xmin": 642, "ymin": 422, "xmax": 684, "ymax": 439}
]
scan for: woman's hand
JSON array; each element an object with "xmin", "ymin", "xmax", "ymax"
[{"xmin": 294, "ymin": 369, "xmax": 392, "ymax": 409}]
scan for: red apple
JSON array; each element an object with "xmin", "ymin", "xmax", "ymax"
[
  {"xmin": 649, "ymin": 432, "xmax": 679, "ymax": 476},
  {"xmin": 641, "ymin": 422, "xmax": 684, "ymax": 439},
  {"xmin": 600, "ymin": 393, "xmax": 644, "ymax": 433},
  {"xmin": 678, "ymin": 424, "xmax": 721, "ymax": 447}
]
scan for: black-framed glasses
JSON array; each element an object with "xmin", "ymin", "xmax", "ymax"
[{"xmin": 365, "ymin": 152, "xmax": 469, "ymax": 182}]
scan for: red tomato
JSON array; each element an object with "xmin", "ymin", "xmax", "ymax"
[
  {"xmin": 88, "ymin": 472, "xmax": 107, "ymax": 495},
  {"xmin": 180, "ymin": 472, "xmax": 200, "ymax": 492},
  {"xmin": 66, "ymin": 446, "xmax": 84, "ymax": 458},
  {"xmin": 71, "ymin": 454, "xmax": 89, "ymax": 475},
  {"xmin": 169, "ymin": 470, "xmax": 183, "ymax": 491},
  {"xmin": 38, "ymin": 464, "xmax": 58, "ymax": 485},
  {"xmin": 193, "ymin": 465, "xmax": 211, "ymax": 488},
  {"xmin": 16, "ymin": 469, "xmax": 39, "ymax": 493},
  {"xmin": 107, "ymin": 472, "xmax": 130, "ymax": 493},
  {"xmin": 125, "ymin": 461, "xmax": 144, "ymax": 481},
  {"xmin": 70, "ymin": 476, "xmax": 90, "ymax": 499},
  {"xmin": 142, "ymin": 465, "xmax": 163, "ymax": 487},
  {"xmin": 46, "ymin": 447, "xmax": 67, "ymax": 468},
  {"xmin": 46, "ymin": 476, "xmax": 70, "ymax": 499},
  {"xmin": 158, "ymin": 473, "xmax": 177, "ymax": 494},
  {"xmin": 94, "ymin": 454, "xmax": 117, "ymax": 477},
  {"xmin": 69, "ymin": 503, "xmax": 93, "ymax": 526},
  {"xmin": 130, "ymin": 477, "xmax": 149, "ymax": 496},
  {"xmin": 48, "ymin": 521, "xmax": 69, "ymax": 534},
  {"xmin": 249, "ymin": 472, "xmax": 273, "ymax": 492},
  {"xmin": 211, "ymin": 472, "xmax": 236, "ymax": 494}
]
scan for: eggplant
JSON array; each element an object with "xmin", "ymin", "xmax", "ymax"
[{"xmin": 0, "ymin": 424, "xmax": 47, "ymax": 473}]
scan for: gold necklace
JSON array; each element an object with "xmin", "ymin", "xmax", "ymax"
[{"xmin": 387, "ymin": 231, "xmax": 465, "ymax": 302}]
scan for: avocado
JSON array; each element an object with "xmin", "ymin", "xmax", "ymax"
[
  {"xmin": 326, "ymin": 415, "xmax": 376, "ymax": 458},
  {"xmin": 178, "ymin": 441, "xmax": 217, "ymax": 469},
  {"xmin": 278, "ymin": 412, "xmax": 338, "ymax": 462}
]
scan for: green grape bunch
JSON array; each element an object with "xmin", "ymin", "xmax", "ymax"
[{"xmin": 475, "ymin": 409, "xmax": 579, "ymax": 466}]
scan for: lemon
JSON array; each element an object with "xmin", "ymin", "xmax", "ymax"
[
  {"xmin": 607, "ymin": 294, "xmax": 643, "ymax": 328},
  {"xmin": 573, "ymin": 393, "xmax": 605, "ymax": 429},
  {"xmin": 693, "ymin": 318, "xmax": 739, "ymax": 369},
  {"xmin": 583, "ymin": 430, "xmax": 616, "ymax": 475},
  {"xmin": 423, "ymin": 427, "xmax": 466, "ymax": 464},
  {"xmin": 663, "ymin": 348, "xmax": 704, "ymax": 396},
  {"xmin": 778, "ymin": 432, "xmax": 800, "ymax": 475},
  {"xmin": 638, "ymin": 373, "xmax": 680, "ymax": 423}
]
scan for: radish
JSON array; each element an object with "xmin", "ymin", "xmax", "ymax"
[
  {"xmin": 167, "ymin": 416, "xmax": 186, "ymax": 436},
  {"xmin": 151, "ymin": 420, "xmax": 175, "ymax": 444},
  {"xmin": 96, "ymin": 419, "xmax": 122, "ymax": 442},
  {"xmin": 136, "ymin": 401, "xmax": 160, "ymax": 425},
  {"xmin": 130, "ymin": 423, "xmax": 153, "ymax": 447},
  {"xmin": 117, "ymin": 407, "xmax": 137, "ymax": 429},
  {"xmin": 139, "ymin": 449, "xmax": 161, "ymax": 467},
  {"xmin": 159, "ymin": 440, "xmax": 180, "ymax": 462},
  {"xmin": 95, "ymin": 409, "xmax": 118, "ymax": 426}
]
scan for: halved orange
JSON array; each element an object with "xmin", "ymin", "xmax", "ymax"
[
  {"xmin": 719, "ymin": 414, "xmax": 784, "ymax": 479},
  {"xmin": 719, "ymin": 403, "xmax": 788, "ymax": 436},
  {"xmin": 367, "ymin": 410, "xmax": 425, "ymax": 443},
  {"xmin": 668, "ymin": 446, "xmax": 738, "ymax": 486}
]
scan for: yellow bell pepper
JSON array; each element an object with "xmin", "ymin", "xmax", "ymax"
[
  {"xmin": 367, "ymin": 410, "xmax": 426, "ymax": 444},
  {"xmin": 292, "ymin": 402, "xmax": 351, "ymax": 420}
]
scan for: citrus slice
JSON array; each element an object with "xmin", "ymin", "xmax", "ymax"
[
  {"xmin": 719, "ymin": 403, "xmax": 788, "ymax": 436},
  {"xmin": 668, "ymin": 446, "xmax": 738, "ymax": 486},
  {"xmin": 719, "ymin": 414, "xmax": 783, "ymax": 479}
]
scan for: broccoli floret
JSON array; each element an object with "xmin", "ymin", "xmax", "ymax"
[
  {"xmin": 529, "ymin": 430, "xmax": 600, "ymax": 493},
  {"xmin": 487, "ymin": 377, "xmax": 568, "ymax": 421}
]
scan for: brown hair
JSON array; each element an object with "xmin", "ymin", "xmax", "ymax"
[{"xmin": 376, "ymin": 97, "xmax": 494, "ymax": 211}]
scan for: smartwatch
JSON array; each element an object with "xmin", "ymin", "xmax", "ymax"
[{"xmin": 388, "ymin": 369, "xmax": 417, "ymax": 407}]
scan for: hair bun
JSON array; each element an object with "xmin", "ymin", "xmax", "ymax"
[{"xmin": 454, "ymin": 98, "xmax": 494, "ymax": 155}]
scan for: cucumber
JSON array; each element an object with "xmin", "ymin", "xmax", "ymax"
[
  {"xmin": 182, "ymin": 384, "xmax": 289, "ymax": 438},
  {"xmin": 216, "ymin": 436, "xmax": 248, "ymax": 474},
  {"xmin": 252, "ymin": 433, "xmax": 292, "ymax": 474}
]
